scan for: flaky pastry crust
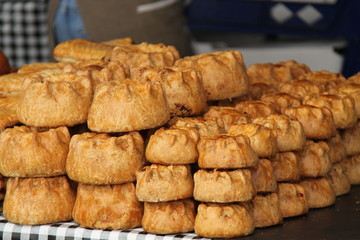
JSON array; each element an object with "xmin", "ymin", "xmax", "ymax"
[
  {"xmin": 193, "ymin": 169, "xmax": 255, "ymax": 203},
  {"xmin": 72, "ymin": 183, "xmax": 143, "ymax": 230},
  {"xmin": 203, "ymin": 106, "xmax": 249, "ymax": 132},
  {"xmin": 142, "ymin": 199, "xmax": 195, "ymax": 234},
  {"xmin": 195, "ymin": 203, "xmax": 254, "ymax": 238},
  {"xmin": 271, "ymin": 152, "xmax": 301, "ymax": 182},
  {"xmin": 228, "ymin": 123, "xmax": 278, "ymax": 158},
  {"xmin": 327, "ymin": 163, "xmax": 351, "ymax": 196},
  {"xmin": 131, "ymin": 66, "xmax": 207, "ymax": 116},
  {"xmin": 17, "ymin": 73, "xmax": 93, "ymax": 127},
  {"xmin": 175, "ymin": 50, "xmax": 249, "ymax": 100},
  {"xmin": 197, "ymin": 134, "xmax": 259, "ymax": 169},
  {"xmin": 284, "ymin": 105, "xmax": 336, "ymax": 139},
  {"xmin": 252, "ymin": 114, "xmax": 306, "ymax": 152},
  {"xmin": 3, "ymin": 176, "xmax": 76, "ymax": 225},
  {"xmin": 135, "ymin": 164, "xmax": 194, "ymax": 202},
  {"xmin": 252, "ymin": 193, "xmax": 283, "ymax": 228},
  {"xmin": 0, "ymin": 126, "xmax": 70, "ymax": 177},
  {"xmin": 302, "ymin": 93, "xmax": 357, "ymax": 129},
  {"xmin": 252, "ymin": 159, "xmax": 277, "ymax": 193},
  {"xmin": 88, "ymin": 79, "xmax": 170, "ymax": 132},
  {"xmin": 300, "ymin": 177, "xmax": 336, "ymax": 209},
  {"xmin": 146, "ymin": 127, "xmax": 199, "ymax": 165},
  {"xmin": 297, "ymin": 140, "xmax": 332, "ymax": 178},
  {"xmin": 66, "ymin": 131, "xmax": 144, "ymax": 184},
  {"xmin": 277, "ymin": 183, "xmax": 308, "ymax": 218}
]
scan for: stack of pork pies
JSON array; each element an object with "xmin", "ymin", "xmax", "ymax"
[{"xmin": 0, "ymin": 38, "xmax": 359, "ymax": 239}]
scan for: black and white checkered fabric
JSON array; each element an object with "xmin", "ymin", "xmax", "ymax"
[
  {"xmin": 0, "ymin": 214, "xmax": 208, "ymax": 240},
  {"xmin": 0, "ymin": 0, "xmax": 52, "ymax": 68}
]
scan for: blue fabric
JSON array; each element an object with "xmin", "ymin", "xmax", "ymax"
[{"xmin": 54, "ymin": 0, "xmax": 88, "ymax": 43}]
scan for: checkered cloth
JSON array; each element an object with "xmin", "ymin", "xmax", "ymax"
[
  {"xmin": 0, "ymin": 214, "xmax": 208, "ymax": 240},
  {"xmin": 0, "ymin": 0, "xmax": 52, "ymax": 68}
]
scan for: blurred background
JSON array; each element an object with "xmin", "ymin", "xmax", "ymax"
[{"xmin": 1, "ymin": 0, "xmax": 359, "ymax": 77}]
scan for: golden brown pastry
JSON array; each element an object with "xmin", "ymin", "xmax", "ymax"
[
  {"xmin": 0, "ymin": 95, "xmax": 20, "ymax": 112},
  {"xmin": 234, "ymin": 100, "xmax": 279, "ymax": 120},
  {"xmin": 327, "ymin": 163, "xmax": 351, "ymax": 196},
  {"xmin": 0, "ymin": 107, "xmax": 19, "ymax": 130},
  {"xmin": 277, "ymin": 183, "xmax": 308, "ymax": 218},
  {"xmin": 326, "ymin": 132, "xmax": 347, "ymax": 163},
  {"xmin": 145, "ymin": 127, "xmax": 199, "ymax": 165},
  {"xmin": 131, "ymin": 66, "xmax": 207, "ymax": 117},
  {"xmin": 302, "ymin": 93, "xmax": 357, "ymax": 129},
  {"xmin": 278, "ymin": 80, "xmax": 325, "ymax": 98},
  {"xmin": 247, "ymin": 82, "xmax": 278, "ymax": 100},
  {"xmin": 102, "ymin": 37, "xmax": 134, "ymax": 46},
  {"xmin": 340, "ymin": 154, "xmax": 360, "ymax": 184},
  {"xmin": 341, "ymin": 121, "xmax": 360, "ymax": 156},
  {"xmin": 0, "ymin": 72, "xmax": 28, "ymax": 96},
  {"xmin": 65, "ymin": 60, "xmax": 130, "ymax": 88},
  {"xmin": 328, "ymin": 82, "xmax": 360, "ymax": 119},
  {"xmin": 193, "ymin": 169, "xmax": 255, "ymax": 203},
  {"xmin": 170, "ymin": 116, "xmax": 225, "ymax": 137},
  {"xmin": 197, "ymin": 134, "xmax": 258, "ymax": 169},
  {"xmin": 17, "ymin": 62, "xmax": 67, "ymax": 74},
  {"xmin": 252, "ymin": 114, "xmax": 306, "ymax": 152},
  {"xmin": 271, "ymin": 152, "xmax": 301, "ymax": 182},
  {"xmin": 175, "ymin": 50, "xmax": 249, "ymax": 100},
  {"xmin": 135, "ymin": 164, "xmax": 193, "ymax": 202},
  {"xmin": 260, "ymin": 92, "xmax": 301, "ymax": 113},
  {"xmin": 17, "ymin": 73, "xmax": 93, "ymax": 127},
  {"xmin": 111, "ymin": 42, "xmax": 180, "ymax": 68},
  {"xmin": 298, "ymin": 70, "xmax": 345, "ymax": 90},
  {"xmin": 66, "ymin": 131, "xmax": 144, "ymax": 184},
  {"xmin": 88, "ymin": 79, "xmax": 170, "ymax": 132},
  {"xmin": 195, "ymin": 203, "xmax": 254, "ymax": 238},
  {"xmin": 0, "ymin": 50, "xmax": 11, "ymax": 75},
  {"xmin": 0, "ymin": 126, "xmax": 70, "ymax": 177},
  {"xmin": 252, "ymin": 159, "xmax": 277, "ymax": 193},
  {"xmin": 203, "ymin": 106, "xmax": 249, "ymax": 132},
  {"xmin": 297, "ymin": 140, "xmax": 332, "ymax": 178},
  {"xmin": 3, "ymin": 176, "xmax": 76, "ymax": 225},
  {"xmin": 142, "ymin": 199, "xmax": 195, "ymax": 234},
  {"xmin": 252, "ymin": 193, "xmax": 283, "ymax": 228},
  {"xmin": 300, "ymin": 177, "xmax": 336, "ymax": 208},
  {"xmin": 246, "ymin": 60, "xmax": 310, "ymax": 87},
  {"xmin": 228, "ymin": 123, "xmax": 278, "ymax": 158},
  {"xmin": 72, "ymin": 182, "xmax": 143, "ymax": 230},
  {"xmin": 347, "ymin": 71, "xmax": 360, "ymax": 84},
  {"xmin": 284, "ymin": 105, "xmax": 336, "ymax": 139},
  {"xmin": 53, "ymin": 38, "xmax": 114, "ymax": 62}
]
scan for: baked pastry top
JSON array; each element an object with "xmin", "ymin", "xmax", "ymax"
[
  {"xmin": 302, "ymin": 93, "xmax": 357, "ymax": 129},
  {"xmin": 284, "ymin": 105, "xmax": 337, "ymax": 139},
  {"xmin": 193, "ymin": 169, "xmax": 256, "ymax": 203},
  {"xmin": 136, "ymin": 164, "xmax": 194, "ymax": 202},
  {"xmin": 3, "ymin": 176, "xmax": 76, "ymax": 225},
  {"xmin": 72, "ymin": 182, "xmax": 143, "ymax": 230},
  {"xmin": 111, "ymin": 42, "xmax": 180, "ymax": 68},
  {"xmin": 0, "ymin": 126, "xmax": 70, "ymax": 177},
  {"xmin": 145, "ymin": 127, "xmax": 199, "ymax": 165},
  {"xmin": 17, "ymin": 73, "xmax": 93, "ymax": 127},
  {"xmin": 197, "ymin": 134, "xmax": 259, "ymax": 169},
  {"xmin": 175, "ymin": 50, "xmax": 249, "ymax": 100},
  {"xmin": 88, "ymin": 79, "xmax": 170, "ymax": 132},
  {"xmin": 252, "ymin": 113, "xmax": 306, "ymax": 152},
  {"xmin": 203, "ymin": 106, "xmax": 249, "ymax": 132},
  {"xmin": 131, "ymin": 66, "xmax": 207, "ymax": 117},
  {"xmin": 53, "ymin": 38, "xmax": 115, "ymax": 62},
  {"xmin": 195, "ymin": 203, "xmax": 254, "ymax": 238},
  {"xmin": 228, "ymin": 123, "xmax": 278, "ymax": 158},
  {"xmin": 142, "ymin": 199, "xmax": 195, "ymax": 234},
  {"xmin": 66, "ymin": 131, "xmax": 144, "ymax": 184}
]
